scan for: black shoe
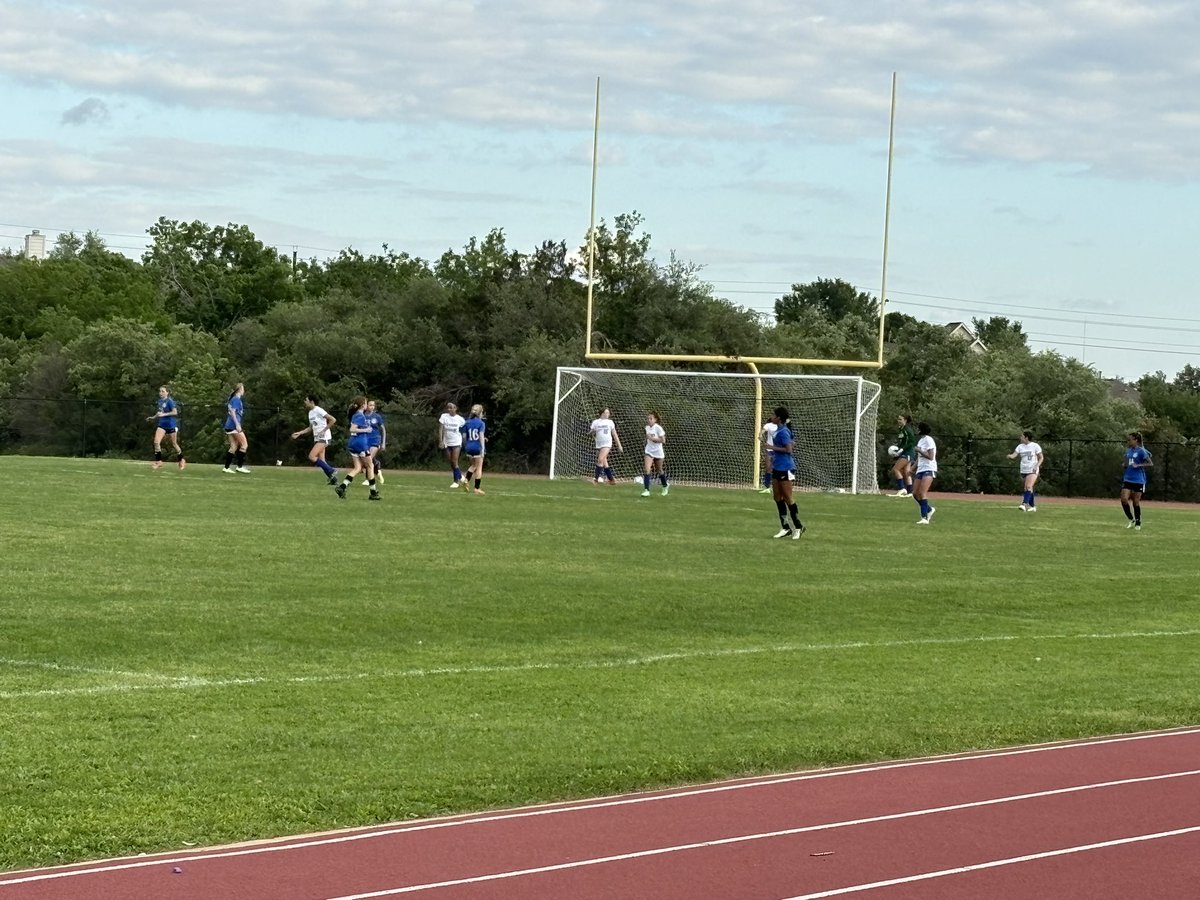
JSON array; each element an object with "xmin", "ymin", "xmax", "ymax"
[
  {"xmin": 327, "ymin": 475, "xmax": 339, "ymax": 486},
  {"xmin": 369, "ymin": 491, "xmax": 382, "ymax": 501},
  {"xmin": 335, "ymin": 484, "xmax": 347, "ymax": 499}
]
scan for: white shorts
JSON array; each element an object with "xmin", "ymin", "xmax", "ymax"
[{"xmin": 644, "ymin": 449, "xmax": 664, "ymax": 460}]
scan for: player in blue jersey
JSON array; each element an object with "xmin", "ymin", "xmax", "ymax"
[
  {"xmin": 334, "ymin": 396, "xmax": 380, "ymax": 501},
  {"xmin": 462, "ymin": 404, "xmax": 487, "ymax": 495},
  {"xmin": 1120, "ymin": 431, "xmax": 1152, "ymax": 530},
  {"xmin": 146, "ymin": 385, "xmax": 186, "ymax": 471},
  {"xmin": 364, "ymin": 399, "xmax": 387, "ymax": 487},
  {"xmin": 768, "ymin": 407, "xmax": 805, "ymax": 540},
  {"xmin": 222, "ymin": 383, "xmax": 250, "ymax": 474}
]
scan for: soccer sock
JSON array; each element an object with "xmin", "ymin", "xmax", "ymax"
[
  {"xmin": 659, "ymin": 473, "xmax": 668, "ymax": 487},
  {"xmin": 453, "ymin": 467, "xmax": 461, "ymax": 481},
  {"xmin": 368, "ymin": 479, "xmax": 376, "ymax": 488},
  {"xmin": 474, "ymin": 478, "xmax": 482, "ymax": 489},
  {"xmin": 905, "ymin": 480, "xmax": 913, "ymax": 494},
  {"xmin": 1022, "ymin": 490, "xmax": 1031, "ymax": 505},
  {"xmin": 788, "ymin": 503, "xmax": 802, "ymax": 529},
  {"xmin": 763, "ymin": 472, "xmax": 772, "ymax": 488},
  {"xmin": 605, "ymin": 467, "xmax": 615, "ymax": 482},
  {"xmin": 224, "ymin": 452, "xmax": 234, "ymax": 469},
  {"xmin": 1121, "ymin": 501, "xmax": 1133, "ymax": 520},
  {"xmin": 235, "ymin": 449, "xmax": 246, "ymax": 467},
  {"xmin": 1029, "ymin": 491, "xmax": 1036, "ymax": 508},
  {"xmin": 342, "ymin": 475, "xmax": 354, "ymax": 487},
  {"xmin": 594, "ymin": 466, "xmax": 602, "ymax": 480},
  {"xmin": 315, "ymin": 459, "xmax": 334, "ymax": 476},
  {"xmin": 775, "ymin": 499, "xmax": 789, "ymax": 530},
  {"xmin": 643, "ymin": 473, "xmax": 651, "ymax": 490},
  {"xmin": 154, "ymin": 449, "xmax": 163, "ymax": 462},
  {"xmin": 895, "ymin": 478, "xmax": 904, "ymax": 490},
  {"xmin": 1133, "ymin": 502, "xmax": 1141, "ymax": 525}
]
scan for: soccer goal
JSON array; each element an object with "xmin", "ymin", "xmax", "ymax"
[{"xmin": 550, "ymin": 367, "xmax": 882, "ymax": 493}]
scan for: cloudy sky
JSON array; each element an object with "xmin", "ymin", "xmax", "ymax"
[{"xmin": 3, "ymin": 0, "xmax": 1199, "ymax": 378}]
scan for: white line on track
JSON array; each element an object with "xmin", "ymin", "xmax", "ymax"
[
  {"xmin": 781, "ymin": 825, "xmax": 1200, "ymax": 899},
  {"xmin": 320, "ymin": 769, "xmax": 1200, "ymax": 899},
  {"xmin": 2, "ymin": 628, "xmax": 1197, "ymax": 701},
  {"xmin": 3, "ymin": 729, "xmax": 1199, "ymax": 887}
]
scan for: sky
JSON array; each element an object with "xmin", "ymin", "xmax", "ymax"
[{"xmin": 2, "ymin": 0, "xmax": 1200, "ymax": 379}]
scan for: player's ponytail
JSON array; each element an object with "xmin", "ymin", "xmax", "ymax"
[
  {"xmin": 1129, "ymin": 431, "xmax": 1144, "ymax": 445},
  {"xmin": 348, "ymin": 396, "xmax": 366, "ymax": 419},
  {"xmin": 228, "ymin": 382, "xmax": 243, "ymax": 401},
  {"xmin": 1021, "ymin": 430, "xmax": 1033, "ymax": 442}
]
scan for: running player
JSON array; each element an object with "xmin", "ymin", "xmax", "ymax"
[
  {"xmin": 891, "ymin": 415, "xmax": 917, "ymax": 496},
  {"xmin": 641, "ymin": 411, "xmax": 667, "ymax": 497},
  {"xmin": 1120, "ymin": 431, "xmax": 1152, "ymax": 530},
  {"xmin": 590, "ymin": 407, "xmax": 622, "ymax": 485},
  {"xmin": 462, "ymin": 404, "xmax": 487, "ymax": 495},
  {"xmin": 1008, "ymin": 430, "xmax": 1044, "ymax": 512},
  {"xmin": 768, "ymin": 406, "xmax": 805, "ymax": 540},
  {"xmin": 291, "ymin": 395, "xmax": 338, "ymax": 485},
  {"xmin": 223, "ymin": 383, "xmax": 250, "ymax": 474},
  {"xmin": 365, "ymin": 399, "xmax": 386, "ymax": 486},
  {"xmin": 913, "ymin": 422, "xmax": 937, "ymax": 524},
  {"xmin": 147, "ymin": 386, "xmax": 186, "ymax": 470},
  {"xmin": 759, "ymin": 417, "xmax": 778, "ymax": 493},
  {"xmin": 438, "ymin": 403, "xmax": 467, "ymax": 488},
  {"xmin": 334, "ymin": 397, "xmax": 380, "ymax": 500}
]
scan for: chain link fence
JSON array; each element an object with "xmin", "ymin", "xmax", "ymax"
[{"xmin": 880, "ymin": 435, "xmax": 1199, "ymax": 502}]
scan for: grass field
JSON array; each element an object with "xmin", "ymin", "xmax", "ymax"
[{"xmin": 1, "ymin": 456, "xmax": 1198, "ymax": 871}]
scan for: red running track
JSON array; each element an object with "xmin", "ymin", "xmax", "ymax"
[{"xmin": 4, "ymin": 727, "xmax": 1199, "ymax": 899}]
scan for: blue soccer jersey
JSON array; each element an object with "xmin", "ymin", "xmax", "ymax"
[
  {"xmin": 1124, "ymin": 446, "xmax": 1151, "ymax": 485},
  {"xmin": 157, "ymin": 397, "xmax": 178, "ymax": 431},
  {"xmin": 462, "ymin": 417, "xmax": 486, "ymax": 454},
  {"xmin": 224, "ymin": 395, "xmax": 244, "ymax": 431},
  {"xmin": 771, "ymin": 425, "xmax": 796, "ymax": 472},
  {"xmin": 367, "ymin": 412, "xmax": 384, "ymax": 448},
  {"xmin": 348, "ymin": 411, "xmax": 371, "ymax": 454}
]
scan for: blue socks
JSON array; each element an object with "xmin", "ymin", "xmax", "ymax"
[
  {"xmin": 643, "ymin": 474, "xmax": 651, "ymax": 490},
  {"xmin": 453, "ymin": 467, "xmax": 462, "ymax": 481},
  {"xmin": 1023, "ymin": 490, "xmax": 1036, "ymax": 508},
  {"xmin": 896, "ymin": 478, "xmax": 904, "ymax": 490},
  {"xmin": 915, "ymin": 495, "xmax": 930, "ymax": 518},
  {"xmin": 604, "ymin": 467, "xmax": 615, "ymax": 482},
  {"xmin": 659, "ymin": 473, "xmax": 668, "ymax": 487},
  {"xmin": 315, "ymin": 459, "xmax": 334, "ymax": 477},
  {"xmin": 594, "ymin": 466, "xmax": 603, "ymax": 480}
]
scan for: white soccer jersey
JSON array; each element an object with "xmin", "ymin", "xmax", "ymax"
[
  {"xmin": 1015, "ymin": 441, "xmax": 1043, "ymax": 475},
  {"xmin": 591, "ymin": 417, "xmax": 616, "ymax": 449},
  {"xmin": 644, "ymin": 423, "xmax": 666, "ymax": 459},
  {"xmin": 439, "ymin": 413, "xmax": 465, "ymax": 447},
  {"xmin": 761, "ymin": 422, "xmax": 778, "ymax": 450},
  {"xmin": 916, "ymin": 435, "xmax": 938, "ymax": 474},
  {"xmin": 308, "ymin": 406, "xmax": 332, "ymax": 443}
]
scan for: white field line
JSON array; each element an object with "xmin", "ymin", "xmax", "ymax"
[
  {"xmin": 2, "ymin": 628, "xmax": 1198, "ymax": 701},
  {"xmin": 782, "ymin": 825, "xmax": 1200, "ymax": 899},
  {"xmin": 322, "ymin": 769, "xmax": 1200, "ymax": 899},
  {"xmin": 4, "ymin": 730, "xmax": 1200, "ymax": 887},
  {"xmin": 0, "ymin": 656, "xmax": 181, "ymax": 682}
]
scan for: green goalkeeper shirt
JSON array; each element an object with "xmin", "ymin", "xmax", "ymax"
[{"xmin": 898, "ymin": 425, "xmax": 917, "ymax": 454}]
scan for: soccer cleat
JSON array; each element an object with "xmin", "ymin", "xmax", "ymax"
[
  {"xmin": 376, "ymin": 473, "xmax": 385, "ymax": 484},
  {"xmin": 451, "ymin": 481, "xmax": 461, "ymax": 489},
  {"xmin": 222, "ymin": 467, "xmax": 236, "ymax": 474},
  {"xmin": 335, "ymin": 484, "xmax": 347, "ymax": 499},
  {"xmin": 926, "ymin": 506, "xmax": 936, "ymax": 520},
  {"xmin": 473, "ymin": 488, "xmax": 485, "ymax": 495},
  {"xmin": 893, "ymin": 489, "xmax": 908, "ymax": 497},
  {"xmin": 369, "ymin": 491, "xmax": 382, "ymax": 501},
  {"xmin": 178, "ymin": 459, "xmax": 186, "ymax": 470},
  {"xmin": 1027, "ymin": 506, "xmax": 1037, "ymax": 513},
  {"xmin": 235, "ymin": 466, "xmax": 251, "ymax": 474},
  {"xmin": 640, "ymin": 489, "xmax": 650, "ymax": 497},
  {"xmin": 328, "ymin": 475, "xmax": 340, "ymax": 486},
  {"xmin": 661, "ymin": 486, "xmax": 669, "ymax": 496},
  {"xmin": 151, "ymin": 461, "xmax": 162, "ymax": 470},
  {"xmin": 792, "ymin": 525, "xmax": 806, "ymax": 540},
  {"xmin": 773, "ymin": 528, "xmax": 791, "ymax": 539},
  {"xmin": 1135, "ymin": 524, "xmax": 1142, "ymax": 531},
  {"xmin": 1126, "ymin": 520, "xmax": 1136, "ymax": 529},
  {"xmin": 1018, "ymin": 504, "xmax": 1028, "ymax": 511},
  {"xmin": 757, "ymin": 487, "xmax": 772, "ymax": 494},
  {"xmin": 916, "ymin": 517, "xmax": 930, "ymax": 525}
]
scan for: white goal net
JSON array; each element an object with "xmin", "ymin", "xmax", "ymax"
[{"xmin": 550, "ymin": 367, "xmax": 882, "ymax": 493}]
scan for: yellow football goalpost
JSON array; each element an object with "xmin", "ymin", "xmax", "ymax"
[{"xmin": 571, "ymin": 75, "xmax": 898, "ymax": 490}]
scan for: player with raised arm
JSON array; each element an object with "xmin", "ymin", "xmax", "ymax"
[
  {"xmin": 1120, "ymin": 431, "xmax": 1152, "ymax": 530},
  {"xmin": 334, "ymin": 396, "xmax": 380, "ymax": 501},
  {"xmin": 768, "ymin": 407, "xmax": 805, "ymax": 540},
  {"xmin": 462, "ymin": 404, "xmax": 487, "ymax": 495},
  {"xmin": 291, "ymin": 395, "xmax": 338, "ymax": 485},
  {"xmin": 365, "ymin": 399, "xmax": 386, "ymax": 487},
  {"xmin": 1008, "ymin": 430, "xmax": 1044, "ymax": 512},
  {"xmin": 890, "ymin": 415, "xmax": 916, "ymax": 496},
  {"xmin": 147, "ymin": 386, "xmax": 186, "ymax": 471},
  {"xmin": 590, "ymin": 406, "xmax": 622, "ymax": 485},
  {"xmin": 913, "ymin": 422, "xmax": 937, "ymax": 525},
  {"xmin": 223, "ymin": 383, "xmax": 250, "ymax": 474},
  {"xmin": 758, "ymin": 417, "xmax": 778, "ymax": 493},
  {"xmin": 641, "ymin": 411, "xmax": 668, "ymax": 497},
  {"xmin": 438, "ymin": 402, "xmax": 467, "ymax": 488}
]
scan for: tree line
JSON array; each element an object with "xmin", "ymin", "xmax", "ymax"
[{"xmin": 0, "ymin": 213, "xmax": 1190, "ymax": 490}]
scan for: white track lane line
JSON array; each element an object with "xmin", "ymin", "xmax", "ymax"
[
  {"xmin": 782, "ymin": 825, "xmax": 1200, "ymax": 899},
  {"xmin": 321, "ymin": 770, "xmax": 1200, "ymax": 899},
  {"xmin": 4, "ymin": 755, "xmax": 1198, "ymax": 889}
]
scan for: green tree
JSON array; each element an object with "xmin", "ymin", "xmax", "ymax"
[
  {"xmin": 971, "ymin": 316, "xmax": 1028, "ymax": 352},
  {"xmin": 775, "ymin": 278, "xmax": 879, "ymax": 325}
]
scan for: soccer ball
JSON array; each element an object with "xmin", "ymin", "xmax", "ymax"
[{"xmin": 887, "ymin": 445, "xmax": 901, "ymax": 459}]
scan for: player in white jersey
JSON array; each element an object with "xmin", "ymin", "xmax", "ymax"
[
  {"xmin": 437, "ymin": 402, "xmax": 467, "ymax": 488},
  {"xmin": 589, "ymin": 407, "xmax": 623, "ymax": 485},
  {"xmin": 640, "ymin": 411, "xmax": 668, "ymax": 497},
  {"xmin": 291, "ymin": 394, "xmax": 338, "ymax": 485},
  {"xmin": 913, "ymin": 422, "xmax": 937, "ymax": 525},
  {"xmin": 1007, "ymin": 430, "xmax": 1044, "ymax": 512},
  {"xmin": 759, "ymin": 419, "xmax": 778, "ymax": 493}
]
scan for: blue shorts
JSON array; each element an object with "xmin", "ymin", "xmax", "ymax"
[
  {"xmin": 464, "ymin": 443, "xmax": 483, "ymax": 456},
  {"xmin": 914, "ymin": 471, "xmax": 936, "ymax": 480},
  {"xmin": 348, "ymin": 440, "xmax": 371, "ymax": 457}
]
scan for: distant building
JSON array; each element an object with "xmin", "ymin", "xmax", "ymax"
[
  {"xmin": 23, "ymin": 230, "xmax": 47, "ymax": 260},
  {"xmin": 944, "ymin": 321, "xmax": 988, "ymax": 354}
]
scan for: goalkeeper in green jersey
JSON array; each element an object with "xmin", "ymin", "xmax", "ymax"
[{"xmin": 891, "ymin": 415, "xmax": 917, "ymax": 496}]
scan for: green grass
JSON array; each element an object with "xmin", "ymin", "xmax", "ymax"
[{"xmin": 1, "ymin": 457, "xmax": 1198, "ymax": 870}]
